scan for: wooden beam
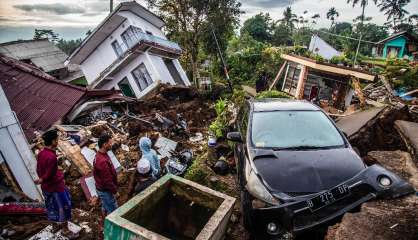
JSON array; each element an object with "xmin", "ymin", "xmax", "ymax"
[
  {"xmin": 351, "ymin": 76, "xmax": 366, "ymax": 109},
  {"xmin": 269, "ymin": 61, "xmax": 288, "ymax": 91},
  {"xmin": 281, "ymin": 54, "xmax": 376, "ymax": 81},
  {"xmin": 58, "ymin": 140, "xmax": 91, "ymax": 176},
  {"xmin": 295, "ymin": 65, "xmax": 308, "ymax": 99}
]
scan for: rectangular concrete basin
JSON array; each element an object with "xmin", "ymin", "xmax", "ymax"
[{"xmin": 104, "ymin": 174, "xmax": 236, "ymax": 240}]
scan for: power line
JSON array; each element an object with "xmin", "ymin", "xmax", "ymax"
[{"xmin": 315, "ymin": 29, "xmax": 378, "ymax": 44}]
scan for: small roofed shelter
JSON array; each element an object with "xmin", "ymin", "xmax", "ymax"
[
  {"xmin": 0, "ymin": 54, "xmax": 121, "ymax": 141},
  {"xmin": 276, "ymin": 54, "xmax": 376, "ymax": 110}
]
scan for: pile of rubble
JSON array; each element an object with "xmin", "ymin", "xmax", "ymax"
[{"xmin": 0, "ymin": 84, "xmax": 217, "ymax": 240}]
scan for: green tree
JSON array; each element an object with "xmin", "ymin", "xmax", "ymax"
[
  {"xmin": 33, "ymin": 29, "xmax": 59, "ymax": 43},
  {"xmin": 240, "ymin": 13, "xmax": 273, "ymax": 43},
  {"xmin": 145, "ymin": 0, "xmax": 241, "ymax": 85},
  {"xmin": 272, "ymin": 23, "xmax": 292, "ymax": 46},
  {"xmin": 346, "ymin": 0, "xmax": 378, "ymax": 27},
  {"xmin": 56, "ymin": 39, "xmax": 82, "ymax": 55},
  {"xmin": 326, "ymin": 7, "xmax": 340, "ymax": 29},
  {"xmin": 378, "ymin": 0, "xmax": 410, "ymax": 28},
  {"xmin": 281, "ymin": 7, "xmax": 298, "ymax": 32}
]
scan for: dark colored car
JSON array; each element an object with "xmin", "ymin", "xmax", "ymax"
[{"xmin": 227, "ymin": 99, "xmax": 414, "ymax": 238}]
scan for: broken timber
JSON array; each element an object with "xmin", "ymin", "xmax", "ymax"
[
  {"xmin": 58, "ymin": 140, "xmax": 91, "ymax": 176},
  {"xmin": 269, "ymin": 60, "xmax": 288, "ymax": 91}
]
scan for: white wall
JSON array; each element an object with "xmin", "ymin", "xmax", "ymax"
[
  {"xmin": 80, "ymin": 10, "xmax": 167, "ymax": 84},
  {"xmin": 100, "ymin": 52, "xmax": 176, "ymax": 98},
  {"xmin": 0, "ymin": 86, "xmax": 43, "ymax": 201}
]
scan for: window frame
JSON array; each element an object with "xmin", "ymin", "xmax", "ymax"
[
  {"xmin": 111, "ymin": 40, "xmax": 123, "ymax": 57},
  {"xmin": 117, "ymin": 77, "xmax": 135, "ymax": 97},
  {"xmin": 131, "ymin": 63, "xmax": 153, "ymax": 92}
]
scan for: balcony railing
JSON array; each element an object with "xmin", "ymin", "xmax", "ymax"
[{"xmin": 117, "ymin": 32, "xmax": 182, "ymax": 57}]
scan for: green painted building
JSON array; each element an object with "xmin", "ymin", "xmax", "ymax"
[{"xmin": 375, "ymin": 31, "xmax": 418, "ymax": 60}]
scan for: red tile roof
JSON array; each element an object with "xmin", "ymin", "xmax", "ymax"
[{"xmin": 0, "ymin": 54, "xmax": 87, "ymax": 140}]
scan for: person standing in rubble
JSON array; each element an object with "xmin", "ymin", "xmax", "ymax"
[
  {"xmin": 94, "ymin": 133, "xmax": 118, "ymax": 216},
  {"xmin": 35, "ymin": 130, "xmax": 73, "ymax": 235},
  {"xmin": 139, "ymin": 137, "xmax": 161, "ymax": 179}
]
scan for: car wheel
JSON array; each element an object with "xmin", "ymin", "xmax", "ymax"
[{"xmin": 241, "ymin": 188, "xmax": 253, "ymax": 230}]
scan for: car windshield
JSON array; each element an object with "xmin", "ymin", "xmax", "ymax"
[{"xmin": 251, "ymin": 110, "xmax": 345, "ymax": 149}]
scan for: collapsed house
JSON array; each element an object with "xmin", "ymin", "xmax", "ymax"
[
  {"xmin": 274, "ymin": 54, "xmax": 376, "ymax": 110},
  {"xmin": 66, "ymin": 1, "xmax": 191, "ymax": 99},
  {"xmin": 0, "ymin": 54, "xmax": 122, "ymax": 201},
  {"xmin": 0, "ymin": 39, "xmax": 84, "ymax": 84}
]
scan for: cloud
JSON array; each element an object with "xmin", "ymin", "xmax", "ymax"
[
  {"xmin": 13, "ymin": 3, "xmax": 85, "ymax": 15},
  {"xmin": 241, "ymin": 0, "xmax": 301, "ymax": 9}
]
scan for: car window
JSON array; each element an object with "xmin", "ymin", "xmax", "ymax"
[{"xmin": 251, "ymin": 110, "xmax": 344, "ymax": 149}]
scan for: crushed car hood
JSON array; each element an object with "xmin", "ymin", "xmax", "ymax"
[{"xmin": 252, "ymin": 148, "xmax": 366, "ymax": 193}]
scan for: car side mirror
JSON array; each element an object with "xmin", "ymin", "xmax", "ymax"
[{"xmin": 227, "ymin": 132, "xmax": 243, "ymax": 143}]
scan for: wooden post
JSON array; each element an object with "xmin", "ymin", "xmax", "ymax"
[
  {"xmin": 351, "ymin": 76, "xmax": 366, "ymax": 109},
  {"xmin": 269, "ymin": 61, "xmax": 288, "ymax": 91},
  {"xmin": 295, "ymin": 65, "xmax": 308, "ymax": 99}
]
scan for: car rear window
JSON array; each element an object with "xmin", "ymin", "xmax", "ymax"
[{"xmin": 251, "ymin": 110, "xmax": 345, "ymax": 149}]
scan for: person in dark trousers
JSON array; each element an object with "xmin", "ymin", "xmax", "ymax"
[
  {"xmin": 256, "ymin": 71, "xmax": 268, "ymax": 93},
  {"xmin": 94, "ymin": 133, "xmax": 118, "ymax": 216},
  {"xmin": 35, "ymin": 130, "xmax": 73, "ymax": 235},
  {"xmin": 135, "ymin": 159, "xmax": 156, "ymax": 194}
]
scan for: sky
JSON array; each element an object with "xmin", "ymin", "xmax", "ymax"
[{"xmin": 0, "ymin": 0, "xmax": 417, "ymax": 43}]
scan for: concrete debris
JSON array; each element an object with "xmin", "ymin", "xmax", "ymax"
[
  {"xmin": 28, "ymin": 225, "xmax": 68, "ymax": 240},
  {"xmin": 395, "ymin": 120, "xmax": 418, "ymax": 166}
]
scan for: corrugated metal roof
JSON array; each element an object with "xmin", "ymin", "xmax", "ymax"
[
  {"xmin": 0, "ymin": 54, "xmax": 86, "ymax": 140},
  {"xmin": 0, "ymin": 39, "xmax": 67, "ymax": 72}
]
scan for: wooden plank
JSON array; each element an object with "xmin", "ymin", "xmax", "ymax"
[
  {"xmin": 269, "ymin": 61, "xmax": 288, "ymax": 91},
  {"xmin": 58, "ymin": 140, "xmax": 91, "ymax": 176},
  {"xmin": 295, "ymin": 65, "xmax": 308, "ymax": 99},
  {"xmin": 281, "ymin": 54, "xmax": 376, "ymax": 81}
]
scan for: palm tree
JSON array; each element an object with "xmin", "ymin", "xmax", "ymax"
[
  {"xmin": 378, "ymin": 0, "xmax": 410, "ymax": 27},
  {"xmin": 327, "ymin": 7, "xmax": 340, "ymax": 29},
  {"xmin": 346, "ymin": 0, "xmax": 378, "ymax": 26},
  {"xmin": 281, "ymin": 7, "xmax": 298, "ymax": 32},
  {"xmin": 311, "ymin": 13, "xmax": 320, "ymax": 25}
]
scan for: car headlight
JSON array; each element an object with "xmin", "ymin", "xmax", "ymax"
[
  {"xmin": 378, "ymin": 175, "xmax": 392, "ymax": 187},
  {"xmin": 246, "ymin": 168, "xmax": 279, "ymax": 205}
]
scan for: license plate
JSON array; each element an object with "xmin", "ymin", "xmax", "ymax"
[{"xmin": 306, "ymin": 184, "xmax": 351, "ymax": 212}]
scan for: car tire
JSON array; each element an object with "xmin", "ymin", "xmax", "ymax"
[{"xmin": 241, "ymin": 188, "xmax": 253, "ymax": 230}]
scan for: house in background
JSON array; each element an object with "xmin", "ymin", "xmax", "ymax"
[
  {"xmin": 373, "ymin": 31, "xmax": 418, "ymax": 60},
  {"xmin": 276, "ymin": 54, "xmax": 375, "ymax": 110},
  {"xmin": 66, "ymin": 1, "xmax": 191, "ymax": 99},
  {"xmin": 308, "ymin": 34, "xmax": 342, "ymax": 60},
  {"xmin": 0, "ymin": 39, "xmax": 85, "ymax": 84}
]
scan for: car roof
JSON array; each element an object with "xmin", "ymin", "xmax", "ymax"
[{"xmin": 251, "ymin": 98, "xmax": 321, "ymax": 112}]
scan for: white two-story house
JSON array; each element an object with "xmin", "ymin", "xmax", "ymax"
[{"xmin": 66, "ymin": 1, "xmax": 190, "ymax": 98}]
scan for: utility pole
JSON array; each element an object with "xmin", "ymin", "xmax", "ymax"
[
  {"xmin": 110, "ymin": 0, "xmax": 113, "ymax": 12},
  {"xmin": 211, "ymin": 25, "xmax": 233, "ymax": 93}
]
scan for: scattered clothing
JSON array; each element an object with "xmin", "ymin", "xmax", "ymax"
[
  {"xmin": 97, "ymin": 190, "xmax": 118, "ymax": 214},
  {"xmin": 43, "ymin": 188, "xmax": 72, "ymax": 222},
  {"xmin": 36, "ymin": 147, "xmax": 65, "ymax": 193},
  {"xmin": 93, "ymin": 151, "xmax": 118, "ymax": 194},
  {"xmin": 139, "ymin": 137, "xmax": 161, "ymax": 179},
  {"xmin": 137, "ymin": 158, "xmax": 151, "ymax": 174},
  {"xmin": 134, "ymin": 178, "xmax": 156, "ymax": 194}
]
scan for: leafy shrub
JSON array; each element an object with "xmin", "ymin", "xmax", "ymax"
[{"xmin": 256, "ymin": 90, "xmax": 292, "ymax": 99}]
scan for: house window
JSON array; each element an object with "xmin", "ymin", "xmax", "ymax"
[
  {"xmin": 131, "ymin": 63, "xmax": 153, "ymax": 91},
  {"xmin": 121, "ymin": 26, "xmax": 143, "ymax": 48},
  {"xmin": 117, "ymin": 77, "xmax": 135, "ymax": 97},
  {"xmin": 111, "ymin": 40, "xmax": 123, "ymax": 57}
]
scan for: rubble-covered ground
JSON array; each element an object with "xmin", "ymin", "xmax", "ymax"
[{"xmin": 1, "ymin": 82, "xmax": 418, "ymax": 240}]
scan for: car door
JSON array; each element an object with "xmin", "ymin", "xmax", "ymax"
[{"xmin": 236, "ymin": 102, "xmax": 250, "ymax": 187}]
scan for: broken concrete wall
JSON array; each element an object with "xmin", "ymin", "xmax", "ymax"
[{"xmin": 340, "ymin": 106, "xmax": 412, "ymax": 156}]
